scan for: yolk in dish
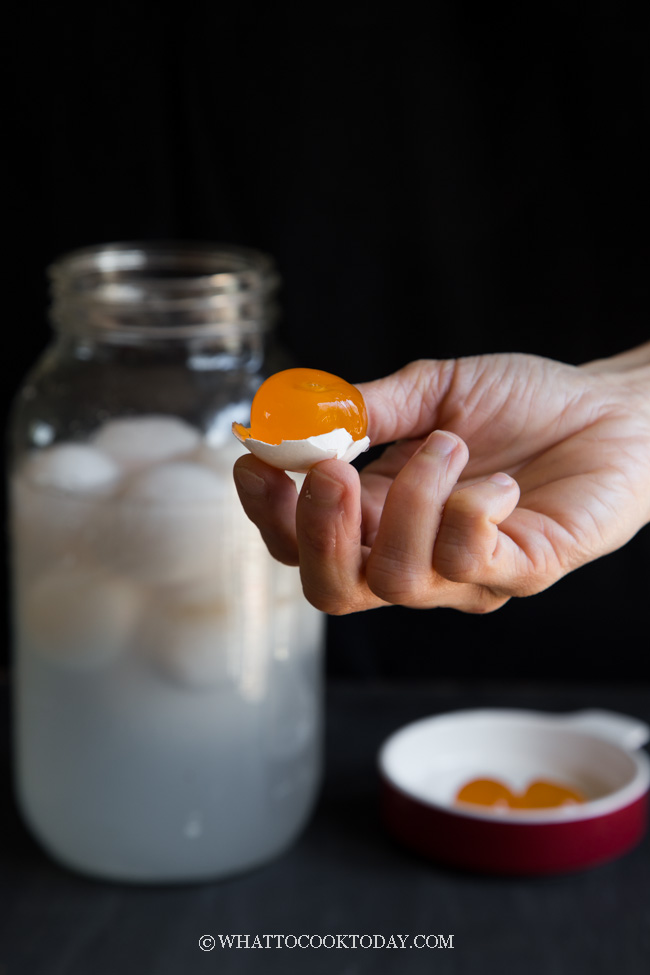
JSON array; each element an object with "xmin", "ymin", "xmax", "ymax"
[
  {"xmin": 455, "ymin": 777, "xmax": 585, "ymax": 809},
  {"xmin": 237, "ymin": 367, "xmax": 368, "ymax": 445}
]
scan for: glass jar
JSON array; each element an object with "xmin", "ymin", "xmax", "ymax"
[{"xmin": 8, "ymin": 241, "xmax": 325, "ymax": 883}]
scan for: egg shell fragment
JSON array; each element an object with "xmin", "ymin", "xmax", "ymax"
[{"xmin": 232, "ymin": 425, "xmax": 370, "ymax": 473}]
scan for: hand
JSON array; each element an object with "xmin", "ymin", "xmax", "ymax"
[{"xmin": 233, "ymin": 346, "xmax": 650, "ymax": 614}]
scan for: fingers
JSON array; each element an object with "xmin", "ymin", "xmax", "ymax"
[
  {"xmin": 357, "ymin": 358, "xmax": 456, "ymax": 445},
  {"xmin": 294, "ymin": 432, "xmax": 526, "ymax": 613},
  {"xmin": 234, "ymin": 434, "xmax": 527, "ymax": 615},
  {"xmin": 293, "ymin": 431, "xmax": 514, "ymax": 614},
  {"xmin": 432, "ymin": 472, "xmax": 523, "ymax": 591},
  {"xmin": 233, "ymin": 454, "xmax": 300, "ymax": 565},
  {"xmin": 295, "ymin": 460, "xmax": 388, "ymax": 613},
  {"xmin": 293, "ymin": 432, "xmax": 472, "ymax": 613},
  {"xmin": 364, "ymin": 431, "xmax": 469, "ymax": 603}
]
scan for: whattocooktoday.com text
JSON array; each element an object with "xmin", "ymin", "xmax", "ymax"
[{"xmin": 198, "ymin": 933, "xmax": 454, "ymax": 951}]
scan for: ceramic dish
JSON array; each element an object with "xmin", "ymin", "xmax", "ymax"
[{"xmin": 378, "ymin": 708, "xmax": 650, "ymax": 875}]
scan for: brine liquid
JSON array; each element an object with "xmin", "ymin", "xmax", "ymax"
[{"xmin": 11, "ymin": 433, "xmax": 324, "ymax": 882}]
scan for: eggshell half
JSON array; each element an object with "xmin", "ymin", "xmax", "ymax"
[{"xmin": 232, "ymin": 424, "xmax": 370, "ymax": 473}]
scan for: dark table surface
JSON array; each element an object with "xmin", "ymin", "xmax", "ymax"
[{"xmin": 2, "ymin": 677, "xmax": 649, "ymax": 975}]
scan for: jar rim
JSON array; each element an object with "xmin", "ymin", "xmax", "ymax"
[
  {"xmin": 49, "ymin": 240, "xmax": 277, "ymax": 291},
  {"xmin": 48, "ymin": 240, "xmax": 279, "ymax": 339}
]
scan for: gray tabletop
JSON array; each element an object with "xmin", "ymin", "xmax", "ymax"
[{"xmin": 2, "ymin": 679, "xmax": 649, "ymax": 975}]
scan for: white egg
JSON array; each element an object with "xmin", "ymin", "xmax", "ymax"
[
  {"xmin": 19, "ymin": 564, "xmax": 140, "ymax": 669},
  {"xmin": 20, "ymin": 443, "xmax": 120, "ymax": 494},
  {"xmin": 91, "ymin": 461, "xmax": 228, "ymax": 586},
  {"xmin": 153, "ymin": 571, "xmax": 230, "ymax": 610},
  {"xmin": 193, "ymin": 438, "xmax": 249, "ymax": 482},
  {"xmin": 10, "ymin": 479, "xmax": 88, "ymax": 577},
  {"xmin": 11, "ymin": 445, "xmax": 121, "ymax": 575},
  {"xmin": 231, "ymin": 425, "xmax": 370, "ymax": 473},
  {"xmin": 139, "ymin": 600, "xmax": 238, "ymax": 690},
  {"xmin": 91, "ymin": 415, "xmax": 201, "ymax": 472}
]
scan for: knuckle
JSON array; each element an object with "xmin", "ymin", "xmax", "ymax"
[
  {"xmin": 462, "ymin": 590, "xmax": 511, "ymax": 614},
  {"xmin": 365, "ymin": 553, "xmax": 426, "ymax": 605},
  {"xmin": 507, "ymin": 574, "xmax": 554, "ymax": 598},
  {"xmin": 433, "ymin": 538, "xmax": 484, "ymax": 584},
  {"xmin": 300, "ymin": 582, "xmax": 355, "ymax": 615},
  {"xmin": 434, "ymin": 557, "xmax": 481, "ymax": 585},
  {"xmin": 300, "ymin": 522, "xmax": 339, "ymax": 556}
]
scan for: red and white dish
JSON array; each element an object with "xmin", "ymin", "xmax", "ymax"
[{"xmin": 378, "ymin": 708, "xmax": 650, "ymax": 875}]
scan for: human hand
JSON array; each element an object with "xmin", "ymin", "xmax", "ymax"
[{"xmin": 233, "ymin": 346, "xmax": 650, "ymax": 614}]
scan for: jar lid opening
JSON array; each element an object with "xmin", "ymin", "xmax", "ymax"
[{"xmin": 48, "ymin": 241, "xmax": 279, "ymax": 339}]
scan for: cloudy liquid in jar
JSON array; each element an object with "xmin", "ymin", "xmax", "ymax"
[{"xmin": 12, "ymin": 426, "xmax": 324, "ymax": 882}]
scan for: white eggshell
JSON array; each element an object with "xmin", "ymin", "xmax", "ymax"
[
  {"xmin": 11, "ymin": 480, "xmax": 88, "ymax": 577},
  {"xmin": 153, "ymin": 571, "xmax": 230, "ymax": 610},
  {"xmin": 91, "ymin": 415, "xmax": 201, "ymax": 472},
  {"xmin": 139, "ymin": 600, "xmax": 238, "ymax": 690},
  {"xmin": 232, "ymin": 425, "xmax": 370, "ymax": 473},
  {"xmin": 11, "ymin": 445, "xmax": 121, "ymax": 575},
  {"xmin": 20, "ymin": 565, "xmax": 140, "ymax": 669},
  {"xmin": 20, "ymin": 443, "xmax": 120, "ymax": 495},
  {"xmin": 92, "ymin": 461, "xmax": 228, "ymax": 586},
  {"xmin": 193, "ymin": 439, "xmax": 249, "ymax": 480}
]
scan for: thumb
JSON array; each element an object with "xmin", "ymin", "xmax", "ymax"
[{"xmin": 357, "ymin": 359, "xmax": 455, "ymax": 446}]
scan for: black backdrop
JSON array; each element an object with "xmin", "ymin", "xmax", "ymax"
[{"xmin": 2, "ymin": 5, "xmax": 649, "ymax": 682}]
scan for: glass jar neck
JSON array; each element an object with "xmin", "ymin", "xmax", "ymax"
[{"xmin": 47, "ymin": 242, "xmax": 279, "ymax": 357}]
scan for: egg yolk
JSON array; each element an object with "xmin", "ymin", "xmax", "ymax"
[
  {"xmin": 238, "ymin": 367, "xmax": 368, "ymax": 445},
  {"xmin": 455, "ymin": 777, "xmax": 585, "ymax": 810}
]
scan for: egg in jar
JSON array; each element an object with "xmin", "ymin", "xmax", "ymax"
[{"xmin": 232, "ymin": 367, "xmax": 370, "ymax": 472}]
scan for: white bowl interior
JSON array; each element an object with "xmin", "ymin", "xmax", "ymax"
[{"xmin": 380, "ymin": 710, "xmax": 650, "ymax": 821}]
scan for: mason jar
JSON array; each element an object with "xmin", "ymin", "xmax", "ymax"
[{"xmin": 8, "ymin": 241, "xmax": 325, "ymax": 883}]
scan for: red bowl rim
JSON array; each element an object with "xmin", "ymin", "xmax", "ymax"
[{"xmin": 378, "ymin": 708, "xmax": 650, "ymax": 826}]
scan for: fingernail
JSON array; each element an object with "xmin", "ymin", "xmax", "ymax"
[
  {"xmin": 489, "ymin": 472, "xmax": 514, "ymax": 487},
  {"xmin": 421, "ymin": 430, "xmax": 459, "ymax": 457},
  {"xmin": 307, "ymin": 467, "xmax": 344, "ymax": 505},
  {"xmin": 234, "ymin": 466, "xmax": 267, "ymax": 498}
]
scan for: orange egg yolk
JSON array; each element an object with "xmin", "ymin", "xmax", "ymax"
[
  {"xmin": 455, "ymin": 777, "xmax": 585, "ymax": 810},
  {"xmin": 238, "ymin": 367, "xmax": 368, "ymax": 445}
]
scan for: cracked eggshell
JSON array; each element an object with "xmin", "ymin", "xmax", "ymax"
[{"xmin": 232, "ymin": 424, "xmax": 370, "ymax": 473}]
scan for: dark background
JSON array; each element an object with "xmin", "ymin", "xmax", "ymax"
[{"xmin": 2, "ymin": 4, "xmax": 649, "ymax": 683}]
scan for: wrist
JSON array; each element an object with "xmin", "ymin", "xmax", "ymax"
[
  {"xmin": 580, "ymin": 341, "xmax": 650, "ymax": 375},
  {"xmin": 580, "ymin": 343, "xmax": 650, "ymax": 428}
]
